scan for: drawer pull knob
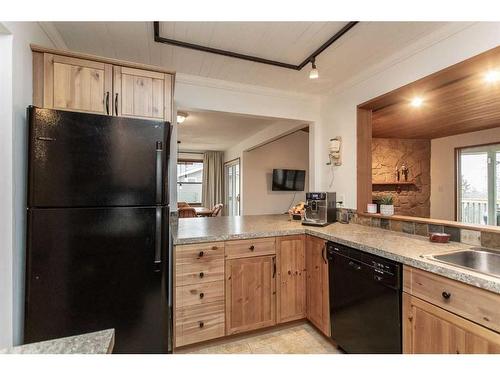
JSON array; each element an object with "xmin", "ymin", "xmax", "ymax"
[
  {"xmin": 198, "ymin": 251, "xmax": 204, "ymax": 257},
  {"xmin": 199, "ymin": 272, "xmax": 204, "ymax": 278},
  {"xmin": 212, "ymin": 246, "xmax": 218, "ymax": 250},
  {"xmin": 199, "ymin": 322, "xmax": 204, "ymax": 328},
  {"xmin": 199, "ymin": 292, "xmax": 204, "ymax": 299},
  {"xmin": 442, "ymin": 291, "xmax": 451, "ymax": 300},
  {"xmin": 249, "ymin": 245, "xmax": 255, "ymax": 251}
]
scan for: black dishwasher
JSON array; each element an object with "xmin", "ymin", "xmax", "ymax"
[{"xmin": 327, "ymin": 242, "xmax": 402, "ymax": 353}]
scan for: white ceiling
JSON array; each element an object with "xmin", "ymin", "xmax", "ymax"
[
  {"xmin": 177, "ymin": 110, "xmax": 303, "ymax": 151},
  {"xmin": 50, "ymin": 21, "xmax": 451, "ymax": 95}
]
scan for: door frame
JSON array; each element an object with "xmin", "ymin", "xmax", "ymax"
[{"xmin": 224, "ymin": 157, "xmax": 241, "ymax": 216}]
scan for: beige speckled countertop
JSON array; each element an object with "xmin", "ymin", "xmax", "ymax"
[
  {"xmin": 0, "ymin": 329, "xmax": 114, "ymax": 354},
  {"xmin": 171, "ymin": 214, "xmax": 500, "ymax": 294}
]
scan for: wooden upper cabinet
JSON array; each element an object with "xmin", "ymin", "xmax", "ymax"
[
  {"xmin": 276, "ymin": 235, "xmax": 306, "ymax": 323},
  {"xmin": 114, "ymin": 66, "xmax": 173, "ymax": 122},
  {"xmin": 306, "ymin": 235, "xmax": 330, "ymax": 336},
  {"xmin": 32, "ymin": 47, "xmax": 174, "ymax": 121},
  {"xmin": 225, "ymin": 255, "xmax": 276, "ymax": 335},
  {"xmin": 41, "ymin": 53, "xmax": 112, "ymax": 115},
  {"xmin": 403, "ymin": 293, "xmax": 500, "ymax": 354}
]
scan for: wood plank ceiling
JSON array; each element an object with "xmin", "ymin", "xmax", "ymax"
[
  {"xmin": 51, "ymin": 21, "xmax": 451, "ymax": 95},
  {"xmin": 369, "ymin": 46, "xmax": 500, "ymax": 139}
]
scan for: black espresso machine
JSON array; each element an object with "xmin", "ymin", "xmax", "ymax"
[{"xmin": 302, "ymin": 192, "xmax": 337, "ymax": 227}]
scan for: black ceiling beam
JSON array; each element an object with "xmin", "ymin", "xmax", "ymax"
[{"xmin": 153, "ymin": 21, "xmax": 358, "ymax": 71}]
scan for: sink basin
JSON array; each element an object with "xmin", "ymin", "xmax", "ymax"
[{"xmin": 425, "ymin": 248, "xmax": 500, "ymax": 278}]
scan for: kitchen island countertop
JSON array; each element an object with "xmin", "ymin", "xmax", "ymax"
[{"xmin": 171, "ymin": 214, "xmax": 500, "ymax": 294}]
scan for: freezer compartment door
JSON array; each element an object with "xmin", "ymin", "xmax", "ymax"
[
  {"xmin": 25, "ymin": 207, "xmax": 169, "ymax": 353},
  {"xmin": 28, "ymin": 107, "xmax": 169, "ymax": 207}
]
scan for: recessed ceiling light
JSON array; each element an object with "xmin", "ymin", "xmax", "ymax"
[
  {"xmin": 485, "ymin": 70, "xmax": 500, "ymax": 83},
  {"xmin": 177, "ymin": 112, "xmax": 188, "ymax": 124},
  {"xmin": 410, "ymin": 97, "xmax": 424, "ymax": 107}
]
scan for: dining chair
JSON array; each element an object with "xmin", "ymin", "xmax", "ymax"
[
  {"xmin": 178, "ymin": 207, "xmax": 197, "ymax": 218},
  {"xmin": 177, "ymin": 201, "xmax": 190, "ymax": 208},
  {"xmin": 211, "ymin": 203, "xmax": 223, "ymax": 217}
]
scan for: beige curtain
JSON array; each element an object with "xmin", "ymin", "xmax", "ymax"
[{"xmin": 202, "ymin": 151, "xmax": 224, "ymax": 209}]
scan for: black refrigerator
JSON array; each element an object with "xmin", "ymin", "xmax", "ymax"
[{"xmin": 24, "ymin": 107, "xmax": 172, "ymax": 353}]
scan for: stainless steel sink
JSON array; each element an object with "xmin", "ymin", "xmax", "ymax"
[{"xmin": 425, "ymin": 248, "xmax": 500, "ymax": 278}]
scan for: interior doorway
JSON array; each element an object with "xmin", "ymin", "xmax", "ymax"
[{"xmin": 224, "ymin": 158, "xmax": 240, "ymax": 216}]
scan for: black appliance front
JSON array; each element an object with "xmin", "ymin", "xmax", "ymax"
[
  {"xmin": 28, "ymin": 107, "xmax": 168, "ymax": 208},
  {"xmin": 328, "ymin": 242, "xmax": 402, "ymax": 354},
  {"xmin": 25, "ymin": 206, "xmax": 169, "ymax": 353}
]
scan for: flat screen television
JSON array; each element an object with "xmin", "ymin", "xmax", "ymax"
[{"xmin": 272, "ymin": 169, "xmax": 306, "ymax": 191}]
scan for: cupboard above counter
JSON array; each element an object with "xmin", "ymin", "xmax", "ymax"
[{"xmin": 31, "ymin": 44, "xmax": 174, "ymax": 122}]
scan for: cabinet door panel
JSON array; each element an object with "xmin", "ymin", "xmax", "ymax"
[
  {"xmin": 45, "ymin": 54, "xmax": 111, "ymax": 115},
  {"xmin": 277, "ymin": 236, "xmax": 306, "ymax": 323},
  {"xmin": 403, "ymin": 293, "xmax": 500, "ymax": 354},
  {"xmin": 225, "ymin": 256, "xmax": 276, "ymax": 335},
  {"xmin": 306, "ymin": 236, "xmax": 330, "ymax": 336}
]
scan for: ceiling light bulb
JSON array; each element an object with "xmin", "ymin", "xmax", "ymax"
[
  {"xmin": 177, "ymin": 112, "xmax": 188, "ymax": 124},
  {"xmin": 410, "ymin": 97, "xmax": 423, "ymax": 107},
  {"xmin": 485, "ymin": 70, "xmax": 500, "ymax": 83},
  {"xmin": 309, "ymin": 59, "xmax": 319, "ymax": 80}
]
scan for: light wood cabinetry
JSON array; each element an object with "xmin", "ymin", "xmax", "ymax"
[
  {"xmin": 113, "ymin": 66, "xmax": 172, "ymax": 121},
  {"xmin": 403, "ymin": 266, "xmax": 500, "ymax": 333},
  {"xmin": 32, "ymin": 46, "xmax": 174, "ymax": 122},
  {"xmin": 276, "ymin": 235, "xmax": 306, "ymax": 323},
  {"xmin": 174, "ymin": 242, "xmax": 225, "ymax": 347},
  {"xmin": 403, "ymin": 293, "xmax": 500, "ymax": 354},
  {"xmin": 305, "ymin": 235, "xmax": 330, "ymax": 336},
  {"xmin": 225, "ymin": 255, "xmax": 277, "ymax": 335},
  {"xmin": 225, "ymin": 237, "xmax": 276, "ymax": 259}
]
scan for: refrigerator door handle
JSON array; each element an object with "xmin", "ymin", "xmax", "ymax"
[
  {"xmin": 155, "ymin": 207, "xmax": 162, "ymax": 266},
  {"xmin": 156, "ymin": 141, "xmax": 163, "ymax": 204}
]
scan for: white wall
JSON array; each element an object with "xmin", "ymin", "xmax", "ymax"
[
  {"xmin": 318, "ymin": 22, "xmax": 500, "ymax": 209},
  {"xmin": 0, "ymin": 22, "xmax": 55, "ymax": 347},
  {"xmin": 242, "ymin": 131, "xmax": 309, "ymax": 215},
  {"xmin": 430, "ymin": 127, "xmax": 500, "ymax": 220}
]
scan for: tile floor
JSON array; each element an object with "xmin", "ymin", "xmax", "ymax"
[{"xmin": 176, "ymin": 322, "xmax": 342, "ymax": 354}]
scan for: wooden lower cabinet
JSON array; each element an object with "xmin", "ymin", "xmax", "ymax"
[
  {"xmin": 276, "ymin": 235, "xmax": 306, "ymax": 323},
  {"xmin": 305, "ymin": 235, "xmax": 330, "ymax": 336},
  {"xmin": 225, "ymin": 255, "xmax": 276, "ymax": 335},
  {"xmin": 403, "ymin": 293, "xmax": 500, "ymax": 354}
]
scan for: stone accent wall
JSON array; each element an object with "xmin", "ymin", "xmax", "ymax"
[{"xmin": 372, "ymin": 138, "xmax": 431, "ymax": 218}]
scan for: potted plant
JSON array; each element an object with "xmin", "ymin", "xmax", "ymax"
[{"xmin": 379, "ymin": 194, "xmax": 394, "ymax": 216}]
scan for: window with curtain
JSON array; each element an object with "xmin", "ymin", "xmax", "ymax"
[{"xmin": 177, "ymin": 160, "xmax": 204, "ymax": 204}]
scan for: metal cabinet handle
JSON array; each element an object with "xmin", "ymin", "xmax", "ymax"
[
  {"xmin": 249, "ymin": 245, "xmax": 255, "ymax": 251},
  {"xmin": 199, "ymin": 293, "xmax": 204, "ymax": 299},
  {"xmin": 322, "ymin": 245, "xmax": 327, "ymax": 264},
  {"xmin": 114, "ymin": 93, "xmax": 118, "ymax": 115},
  {"xmin": 105, "ymin": 91, "xmax": 109, "ymax": 114},
  {"xmin": 272, "ymin": 257, "xmax": 276, "ymax": 278},
  {"xmin": 198, "ymin": 251, "xmax": 204, "ymax": 258},
  {"xmin": 442, "ymin": 291, "xmax": 451, "ymax": 300},
  {"xmin": 199, "ymin": 272, "xmax": 204, "ymax": 278},
  {"xmin": 199, "ymin": 322, "xmax": 204, "ymax": 328}
]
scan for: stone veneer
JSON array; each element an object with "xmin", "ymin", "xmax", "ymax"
[{"xmin": 372, "ymin": 138, "xmax": 431, "ymax": 218}]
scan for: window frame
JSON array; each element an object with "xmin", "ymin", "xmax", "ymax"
[{"xmin": 177, "ymin": 158, "xmax": 204, "ymax": 206}]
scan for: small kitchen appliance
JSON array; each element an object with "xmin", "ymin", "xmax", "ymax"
[{"xmin": 302, "ymin": 192, "xmax": 336, "ymax": 227}]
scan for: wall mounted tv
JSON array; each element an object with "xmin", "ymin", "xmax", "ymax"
[{"xmin": 272, "ymin": 169, "xmax": 306, "ymax": 191}]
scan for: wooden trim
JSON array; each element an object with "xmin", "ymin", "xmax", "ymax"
[
  {"xmin": 223, "ymin": 157, "xmax": 241, "ymax": 216},
  {"xmin": 31, "ymin": 44, "xmax": 176, "ymax": 75},
  {"xmin": 120, "ymin": 66, "xmax": 165, "ymax": 80},
  {"xmin": 52, "ymin": 54, "xmax": 105, "ymax": 70},
  {"xmin": 164, "ymin": 73, "xmax": 173, "ymax": 122},
  {"xmin": 224, "ymin": 157, "xmax": 240, "ymax": 166},
  {"xmin": 356, "ymin": 107, "xmax": 372, "ymax": 213},
  {"xmin": 43, "ymin": 53, "xmax": 54, "ymax": 108},
  {"xmin": 32, "ymin": 52, "xmax": 44, "ymax": 107}
]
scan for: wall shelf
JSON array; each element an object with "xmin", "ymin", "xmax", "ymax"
[{"xmin": 372, "ymin": 181, "xmax": 416, "ymax": 193}]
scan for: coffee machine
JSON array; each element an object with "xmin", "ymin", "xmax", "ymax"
[{"xmin": 302, "ymin": 192, "xmax": 337, "ymax": 227}]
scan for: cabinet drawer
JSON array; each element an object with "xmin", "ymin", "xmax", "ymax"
[
  {"xmin": 176, "ymin": 281, "xmax": 224, "ymax": 308},
  {"xmin": 225, "ymin": 237, "xmax": 276, "ymax": 259},
  {"xmin": 404, "ymin": 266, "xmax": 500, "ymax": 333},
  {"xmin": 175, "ymin": 243, "xmax": 224, "ymax": 286},
  {"xmin": 175, "ymin": 300, "xmax": 225, "ymax": 347}
]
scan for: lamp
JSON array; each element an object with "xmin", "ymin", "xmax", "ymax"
[
  {"xmin": 309, "ymin": 58, "xmax": 319, "ymax": 80},
  {"xmin": 177, "ymin": 112, "xmax": 188, "ymax": 124}
]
